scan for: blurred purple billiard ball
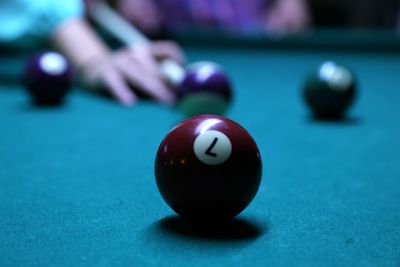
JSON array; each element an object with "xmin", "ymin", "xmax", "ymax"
[
  {"xmin": 155, "ymin": 114, "xmax": 262, "ymax": 221},
  {"xmin": 176, "ymin": 62, "xmax": 233, "ymax": 117},
  {"xmin": 23, "ymin": 51, "xmax": 72, "ymax": 105}
]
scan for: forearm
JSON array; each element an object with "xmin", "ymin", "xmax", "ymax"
[{"xmin": 51, "ymin": 18, "xmax": 110, "ymax": 70}]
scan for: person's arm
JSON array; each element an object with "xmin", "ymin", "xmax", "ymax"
[{"xmin": 52, "ymin": 18, "xmax": 136, "ymax": 105}]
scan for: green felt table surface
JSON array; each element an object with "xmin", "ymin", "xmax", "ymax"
[{"xmin": 1, "ymin": 43, "xmax": 400, "ymax": 266}]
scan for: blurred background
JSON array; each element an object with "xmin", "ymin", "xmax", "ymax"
[
  {"xmin": 103, "ymin": 0, "xmax": 400, "ymax": 37},
  {"xmin": 310, "ymin": 0, "xmax": 399, "ymax": 30},
  {"xmin": 2, "ymin": 0, "xmax": 400, "ymax": 92}
]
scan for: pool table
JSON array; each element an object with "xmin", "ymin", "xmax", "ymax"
[{"xmin": 1, "ymin": 31, "xmax": 400, "ymax": 266}]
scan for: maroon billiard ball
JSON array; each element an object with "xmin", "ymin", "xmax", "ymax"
[
  {"xmin": 155, "ymin": 114, "xmax": 262, "ymax": 221},
  {"xmin": 176, "ymin": 62, "xmax": 233, "ymax": 117},
  {"xmin": 23, "ymin": 51, "xmax": 72, "ymax": 105}
]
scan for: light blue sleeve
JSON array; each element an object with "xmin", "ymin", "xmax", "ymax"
[{"xmin": 0, "ymin": 0, "xmax": 84, "ymax": 49}]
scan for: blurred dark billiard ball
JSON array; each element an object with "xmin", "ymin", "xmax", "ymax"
[
  {"xmin": 176, "ymin": 62, "xmax": 233, "ymax": 117},
  {"xmin": 23, "ymin": 51, "xmax": 72, "ymax": 105},
  {"xmin": 303, "ymin": 61, "xmax": 357, "ymax": 119},
  {"xmin": 155, "ymin": 114, "xmax": 262, "ymax": 221}
]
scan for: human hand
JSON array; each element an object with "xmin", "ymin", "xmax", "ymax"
[
  {"xmin": 264, "ymin": 0, "xmax": 311, "ymax": 33},
  {"xmin": 79, "ymin": 41, "xmax": 185, "ymax": 106}
]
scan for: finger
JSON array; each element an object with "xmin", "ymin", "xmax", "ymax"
[
  {"xmin": 100, "ymin": 68, "xmax": 138, "ymax": 106},
  {"xmin": 149, "ymin": 41, "xmax": 186, "ymax": 65},
  {"xmin": 129, "ymin": 46, "xmax": 161, "ymax": 78},
  {"xmin": 115, "ymin": 56, "xmax": 175, "ymax": 105}
]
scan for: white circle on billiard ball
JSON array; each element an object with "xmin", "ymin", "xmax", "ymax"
[
  {"xmin": 187, "ymin": 61, "xmax": 223, "ymax": 82},
  {"xmin": 319, "ymin": 62, "xmax": 353, "ymax": 91},
  {"xmin": 39, "ymin": 52, "xmax": 68, "ymax": 76},
  {"xmin": 328, "ymin": 66, "xmax": 353, "ymax": 91},
  {"xmin": 193, "ymin": 130, "xmax": 232, "ymax": 166}
]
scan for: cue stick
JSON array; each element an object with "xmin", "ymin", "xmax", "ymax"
[{"xmin": 89, "ymin": 1, "xmax": 186, "ymax": 86}]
